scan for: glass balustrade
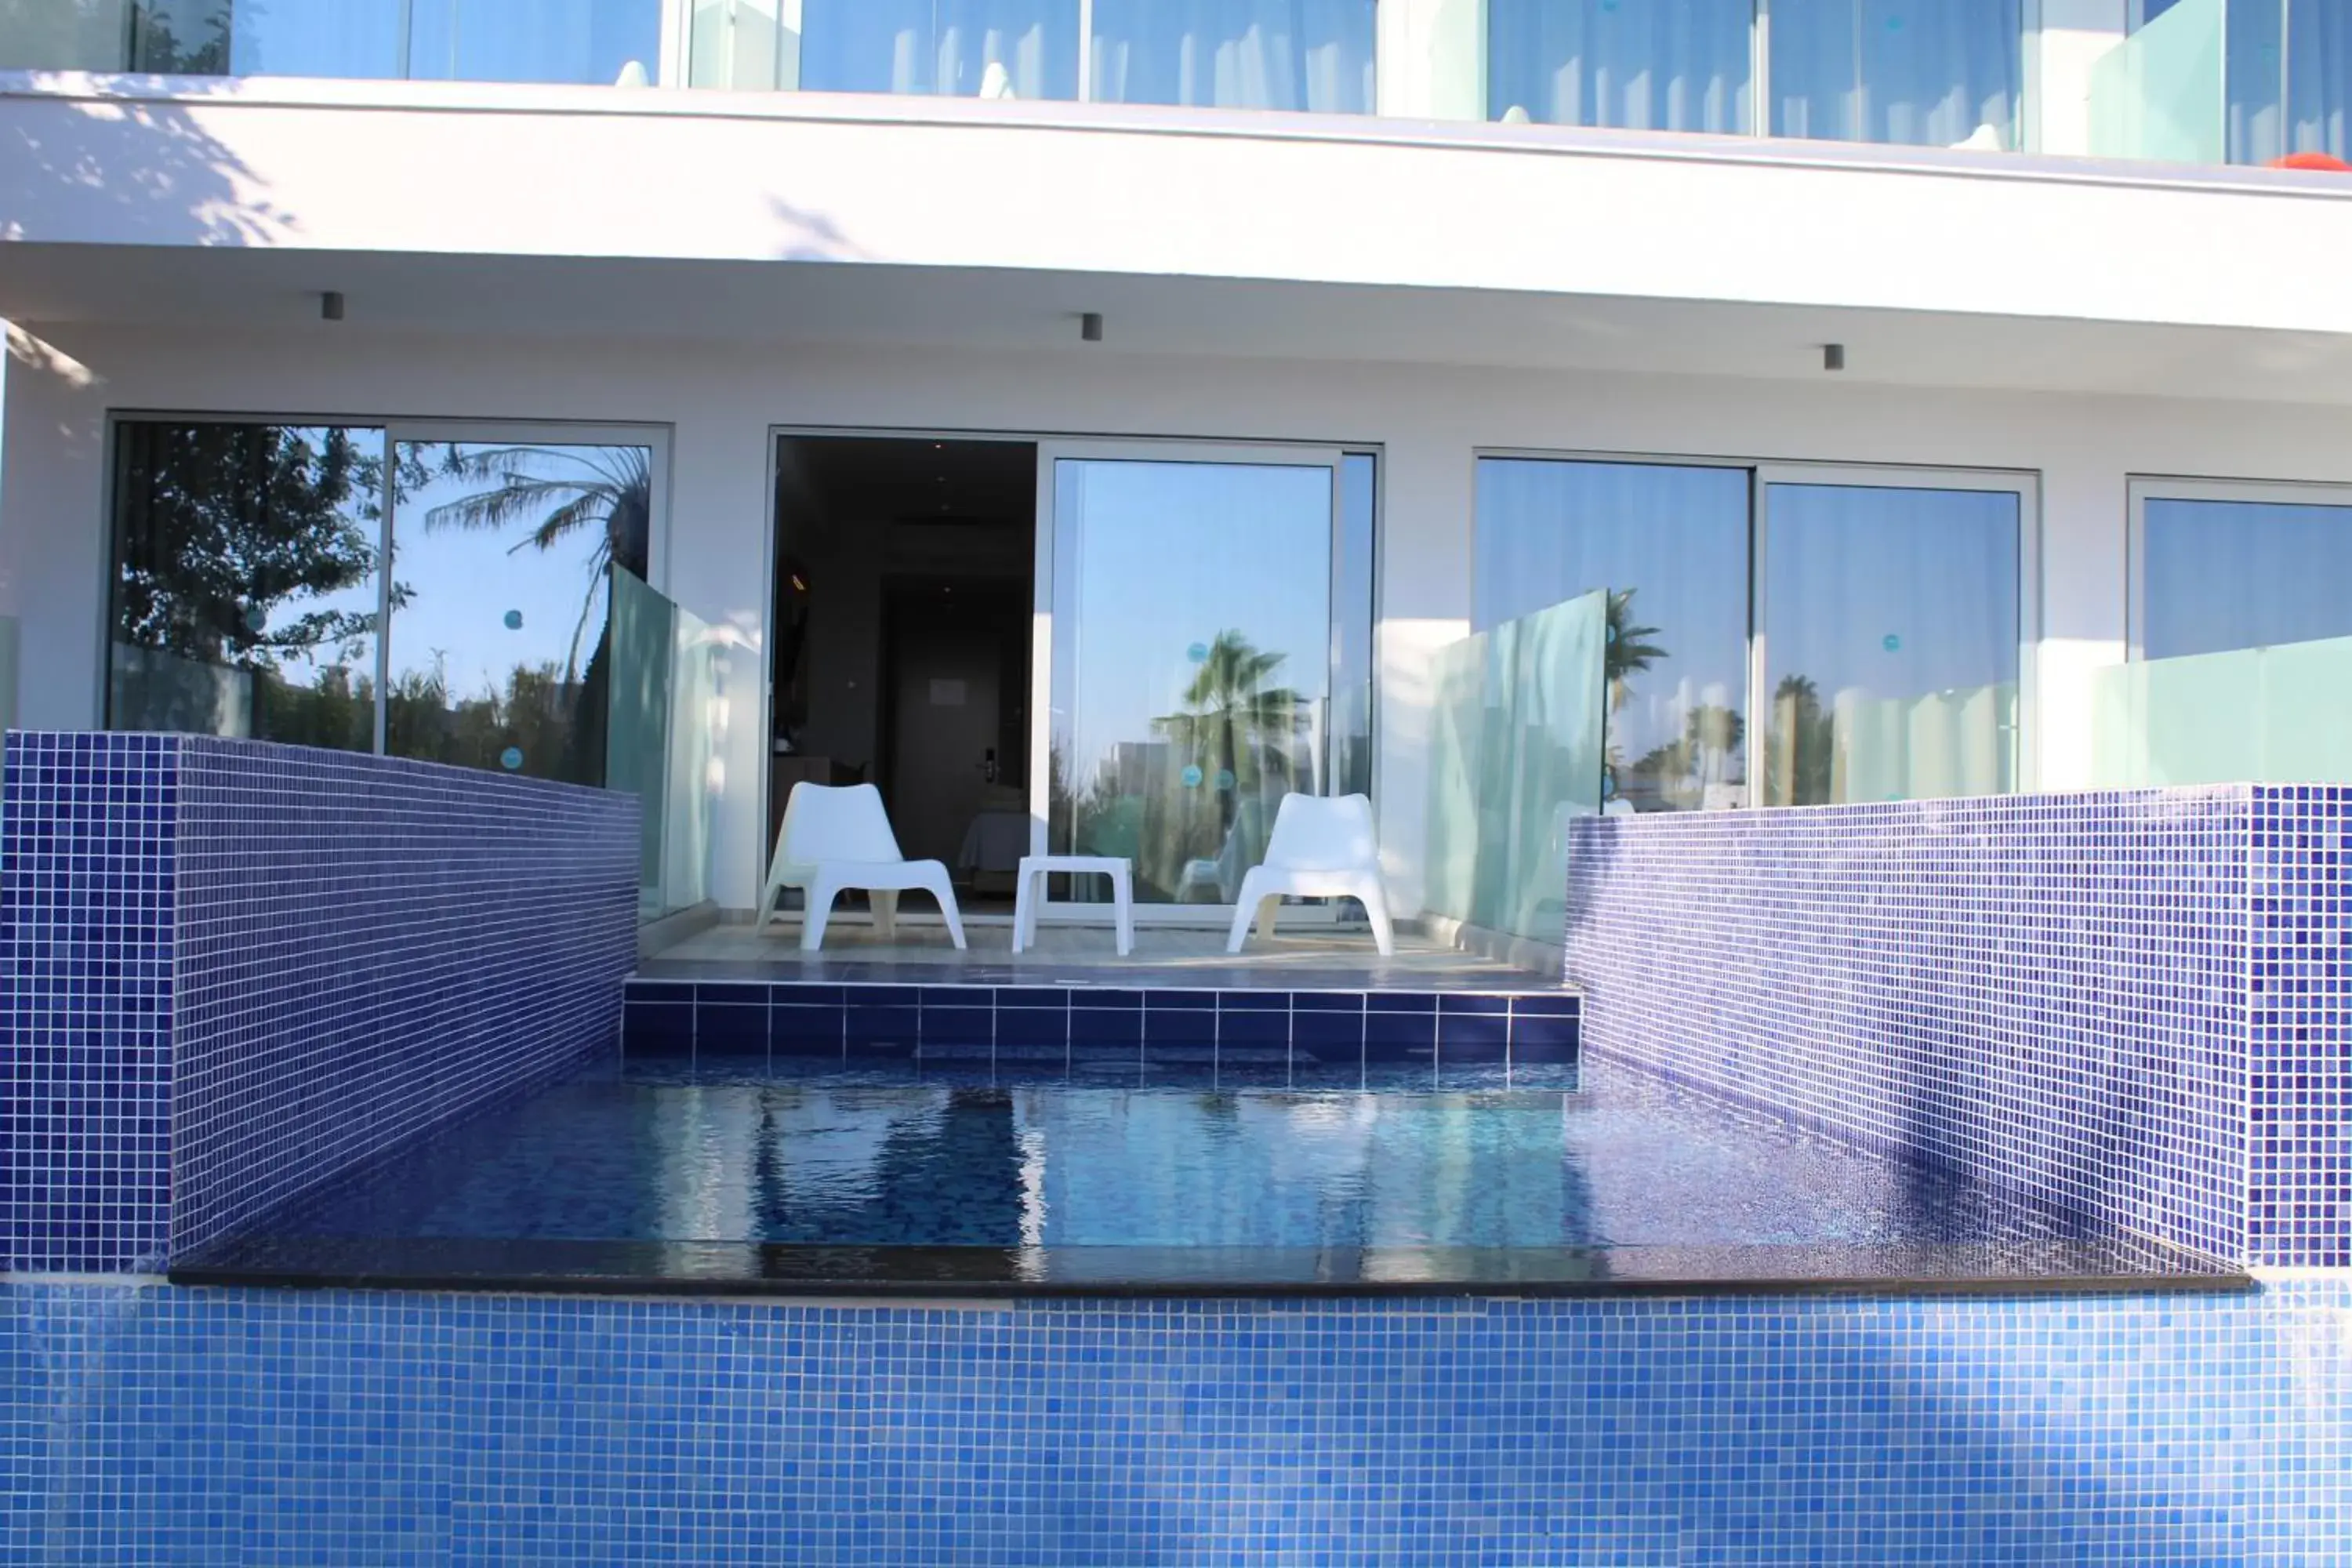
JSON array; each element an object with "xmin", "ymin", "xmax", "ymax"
[
  {"xmin": 1422, "ymin": 588, "xmax": 1609, "ymax": 944},
  {"xmin": 607, "ymin": 565, "xmax": 720, "ymax": 923},
  {"xmin": 2092, "ymin": 634, "xmax": 2352, "ymax": 788}
]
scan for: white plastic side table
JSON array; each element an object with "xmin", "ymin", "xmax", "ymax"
[{"xmin": 1011, "ymin": 855, "xmax": 1135, "ymax": 956}]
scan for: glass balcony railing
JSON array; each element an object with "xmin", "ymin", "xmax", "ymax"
[
  {"xmin": 1422, "ymin": 588, "xmax": 1608, "ymax": 944},
  {"xmin": 0, "ymin": 1, "xmax": 667, "ymax": 86},
  {"xmin": 2092, "ymin": 634, "xmax": 2352, "ymax": 789},
  {"xmin": 2092, "ymin": 0, "xmax": 2352, "ymax": 168},
  {"xmin": 607, "ymin": 564, "xmax": 720, "ymax": 924}
]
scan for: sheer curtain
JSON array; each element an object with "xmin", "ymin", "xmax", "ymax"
[
  {"xmin": 801, "ymin": 0, "xmax": 1080, "ymax": 98},
  {"xmin": 1771, "ymin": 0, "xmax": 2022, "ymax": 147},
  {"xmin": 1091, "ymin": 0, "xmax": 1376, "ymax": 114},
  {"xmin": 1485, "ymin": 0, "xmax": 1751, "ymax": 133}
]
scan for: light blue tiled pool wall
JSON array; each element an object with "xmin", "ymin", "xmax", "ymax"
[
  {"xmin": 6, "ymin": 1276, "xmax": 2347, "ymax": 1565},
  {"xmin": 1566, "ymin": 786, "xmax": 2348, "ymax": 1267},
  {"xmin": 0, "ymin": 733, "xmax": 638, "ymax": 1271}
]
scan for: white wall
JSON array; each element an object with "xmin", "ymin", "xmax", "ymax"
[{"xmin": 14, "ymin": 318, "xmax": 2352, "ymax": 913}]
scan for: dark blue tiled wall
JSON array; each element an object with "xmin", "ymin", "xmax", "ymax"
[
  {"xmin": 1566, "ymin": 786, "xmax": 2350, "ymax": 1268},
  {"xmin": 0, "ymin": 735, "xmax": 179, "ymax": 1270},
  {"xmin": 622, "ymin": 979, "xmax": 1581, "ymax": 1089},
  {"xmin": 6, "ymin": 1276, "xmax": 2347, "ymax": 1564},
  {"xmin": 1, "ymin": 733, "xmax": 638, "ymax": 1271}
]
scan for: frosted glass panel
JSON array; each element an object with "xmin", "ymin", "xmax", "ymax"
[
  {"xmin": 2092, "ymin": 634, "xmax": 2352, "ymax": 786},
  {"xmin": 2090, "ymin": 0, "xmax": 2226, "ymax": 162},
  {"xmin": 607, "ymin": 566, "xmax": 718, "ymax": 921},
  {"xmin": 1423, "ymin": 590, "xmax": 1609, "ymax": 943}
]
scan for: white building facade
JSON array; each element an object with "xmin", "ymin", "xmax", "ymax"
[{"xmin": 2, "ymin": 0, "xmax": 2349, "ymax": 926}]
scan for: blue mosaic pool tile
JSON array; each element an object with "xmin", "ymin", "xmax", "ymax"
[
  {"xmin": 1563, "ymin": 787, "xmax": 2352, "ymax": 1267},
  {"xmin": 10, "ymin": 1276, "xmax": 2345, "ymax": 1565},
  {"xmin": 0, "ymin": 732, "xmax": 637, "ymax": 1271},
  {"xmin": 0, "ymin": 733, "xmax": 177, "ymax": 1271}
]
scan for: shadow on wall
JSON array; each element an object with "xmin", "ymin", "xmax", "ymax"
[{"xmin": 0, "ymin": 82, "xmax": 289, "ymax": 247}]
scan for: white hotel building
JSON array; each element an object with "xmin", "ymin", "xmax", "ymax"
[{"xmin": 0, "ymin": 0, "xmax": 2347, "ymax": 938}]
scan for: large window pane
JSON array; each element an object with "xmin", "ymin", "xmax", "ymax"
[
  {"xmin": 1486, "ymin": 0, "xmax": 1751, "ymax": 132},
  {"xmin": 1475, "ymin": 459, "xmax": 1750, "ymax": 813},
  {"xmin": 407, "ymin": 0, "xmax": 662, "ymax": 86},
  {"xmin": 109, "ymin": 423, "xmax": 386, "ymax": 752},
  {"xmin": 383, "ymin": 441, "xmax": 652, "ymax": 784},
  {"xmin": 1050, "ymin": 458, "xmax": 1332, "ymax": 902},
  {"xmin": 121, "ymin": 0, "xmax": 662, "ymax": 82},
  {"xmin": 800, "ymin": 0, "xmax": 1079, "ymax": 98},
  {"xmin": 2142, "ymin": 495, "xmax": 2352, "ymax": 659},
  {"xmin": 1771, "ymin": 0, "xmax": 2023, "ymax": 148},
  {"xmin": 1759, "ymin": 484, "xmax": 2019, "ymax": 805},
  {"xmin": 1091, "ymin": 0, "xmax": 1375, "ymax": 114}
]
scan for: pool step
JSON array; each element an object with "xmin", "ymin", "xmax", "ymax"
[{"xmin": 619, "ymin": 978, "xmax": 1578, "ymax": 1087}]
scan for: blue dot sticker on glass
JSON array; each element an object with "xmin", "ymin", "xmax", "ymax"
[
  {"xmin": 1186, "ymin": 642, "xmax": 1209, "ymax": 665},
  {"xmin": 503, "ymin": 609, "xmax": 524, "ymax": 631},
  {"xmin": 499, "ymin": 746, "xmax": 524, "ymax": 772},
  {"xmin": 1181, "ymin": 764, "xmax": 1204, "ymax": 789},
  {"xmin": 1214, "ymin": 768, "xmax": 1236, "ymax": 791},
  {"xmin": 1601, "ymin": 771, "xmax": 1616, "ymax": 800},
  {"xmin": 242, "ymin": 605, "xmax": 267, "ymax": 633},
  {"xmin": 1882, "ymin": 633, "xmax": 1902, "ymax": 653}
]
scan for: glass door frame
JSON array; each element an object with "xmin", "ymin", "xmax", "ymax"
[
  {"xmin": 1751, "ymin": 463, "xmax": 2042, "ymax": 802},
  {"xmin": 1033, "ymin": 437, "xmax": 1352, "ymax": 924}
]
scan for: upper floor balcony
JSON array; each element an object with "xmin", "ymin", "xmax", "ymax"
[{"xmin": 0, "ymin": 2, "xmax": 2248, "ymax": 165}]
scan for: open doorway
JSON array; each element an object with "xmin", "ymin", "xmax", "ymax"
[{"xmin": 771, "ymin": 435, "xmax": 1037, "ymax": 916}]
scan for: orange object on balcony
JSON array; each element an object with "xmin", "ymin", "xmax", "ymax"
[{"xmin": 2270, "ymin": 152, "xmax": 2352, "ymax": 171}]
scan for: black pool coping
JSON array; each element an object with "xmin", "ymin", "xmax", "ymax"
[{"xmin": 170, "ymin": 1236, "xmax": 2253, "ymax": 1301}]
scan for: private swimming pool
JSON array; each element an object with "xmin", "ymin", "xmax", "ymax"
[{"xmin": 176, "ymin": 1060, "xmax": 2234, "ymax": 1296}]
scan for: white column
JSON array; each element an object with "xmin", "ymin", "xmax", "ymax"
[
  {"xmin": 2037, "ymin": 0, "xmax": 2130, "ymax": 155},
  {"xmin": 1373, "ymin": 430, "xmax": 1475, "ymax": 917},
  {"xmin": 2034, "ymin": 455, "xmax": 2129, "ymax": 789},
  {"xmin": 662, "ymin": 405, "xmax": 777, "ymax": 913},
  {"xmin": 0, "ymin": 325, "xmax": 110, "ymax": 730},
  {"xmin": 1377, "ymin": 0, "xmax": 1485, "ymax": 121}
]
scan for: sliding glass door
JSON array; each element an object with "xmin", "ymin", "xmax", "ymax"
[{"xmin": 1039, "ymin": 444, "xmax": 1348, "ymax": 910}]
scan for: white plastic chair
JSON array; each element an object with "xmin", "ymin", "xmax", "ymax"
[
  {"xmin": 759, "ymin": 783, "xmax": 967, "ymax": 953},
  {"xmin": 1225, "ymin": 793, "xmax": 1395, "ymax": 957}
]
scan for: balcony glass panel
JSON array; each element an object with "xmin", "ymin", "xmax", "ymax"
[
  {"xmin": 112, "ymin": 1, "xmax": 663, "ymax": 83},
  {"xmin": 1091, "ymin": 0, "xmax": 1375, "ymax": 114},
  {"xmin": 0, "ymin": 0, "xmax": 132, "ymax": 71},
  {"xmin": 1485, "ymin": 0, "xmax": 1751, "ymax": 133},
  {"xmin": 799, "ymin": 0, "xmax": 1080, "ymax": 99},
  {"xmin": 2092, "ymin": 0, "xmax": 2227, "ymax": 162},
  {"xmin": 1770, "ymin": 0, "xmax": 2024, "ymax": 149}
]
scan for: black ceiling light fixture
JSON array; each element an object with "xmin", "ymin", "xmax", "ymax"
[
  {"xmin": 321, "ymin": 291, "xmax": 347, "ymax": 322},
  {"xmin": 1080, "ymin": 311, "xmax": 1104, "ymax": 343},
  {"xmin": 1823, "ymin": 343, "xmax": 1846, "ymax": 372}
]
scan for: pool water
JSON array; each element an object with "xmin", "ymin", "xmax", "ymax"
[{"xmin": 179, "ymin": 1062, "xmax": 2235, "ymax": 1295}]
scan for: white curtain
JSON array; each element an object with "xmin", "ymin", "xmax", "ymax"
[
  {"xmin": 1771, "ymin": 0, "xmax": 2022, "ymax": 147},
  {"xmin": 1485, "ymin": 0, "xmax": 1751, "ymax": 132},
  {"xmin": 1091, "ymin": 0, "xmax": 1375, "ymax": 114},
  {"xmin": 801, "ymin": 0, "xmax": 1078, "ymax": 98}
]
